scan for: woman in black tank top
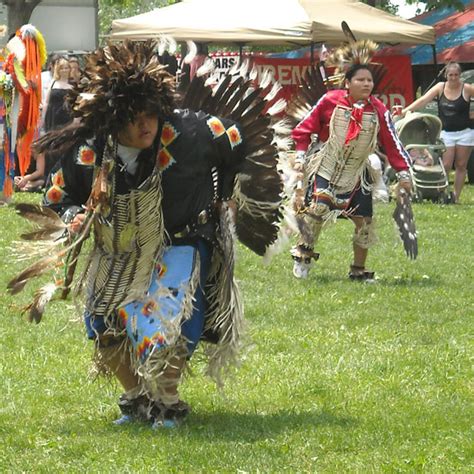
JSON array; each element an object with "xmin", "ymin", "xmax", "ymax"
[
  {"xmin": 39, "ymin": 58, "xmax": 74, "ymax": 184},
  {"xmin": 401, "ymin": 62, "xmax": 473, "ymax": 202},
  {"xmin": 439, "ymin": 83, "xmax": 471, "ymax": 132},
  {"xmin": 42, "ymin": 58, "xmax": 73, "ymax": 132}
]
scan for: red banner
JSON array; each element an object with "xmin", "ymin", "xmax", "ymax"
[
  {"xmin": 251, "ymin": 55, "xmax": 413, "ymax": 108},
  {"xmin": 209, "ymin": 53, "xmax": 414, "ymax": 109}
]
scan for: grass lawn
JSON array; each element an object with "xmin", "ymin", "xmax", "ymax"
[{"xmin": 0, "ymin": 185, "xmax": 472, "ymax": 472}]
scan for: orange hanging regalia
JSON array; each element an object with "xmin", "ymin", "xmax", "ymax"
[{"xmin": 0, "ymin": 24, "xmax": 47, "ymax": 200}]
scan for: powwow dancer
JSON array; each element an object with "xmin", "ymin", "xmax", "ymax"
[
  {"xmin": 287, "ymin": 37, "xmax": 417, "ymax": 281},
  {"xmin": 0, "ymin": 24, "xmax": 46, "ymax": 202},
  {"xmin": 7, "ymin": 41, "xmax": 286, "ymax": 427}
]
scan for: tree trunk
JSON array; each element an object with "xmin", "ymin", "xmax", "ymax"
[{"xmin": 5, "ymin": 0, "xmax": 42, "ymax": 37}]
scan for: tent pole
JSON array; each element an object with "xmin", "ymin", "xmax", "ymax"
[
  {"xmin": 422, "ymin": 43, "xmax": 445, "ymax": 93},
  {"xmin": 431, "ymin": 43, "xmax": 437, "ymax": 68},
  {"xmin": 431, "ymin": 43, "xmax": 439, "ymax": 86}
]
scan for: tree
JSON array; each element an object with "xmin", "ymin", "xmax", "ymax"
[
  {"xmin": 404, "ymin": 0, "xmax": 466, "ymax": 11},
  {"xmin": 4, "ymin": 0, "xmax": 42, "ymax": 36},
  {"xmin": 2, "ymin": 0, "xmax": 178, "ymax": 41},
  {"xmin": 363, "ymin": 0, "xmax": 466, "ymax": 15},
  {"xmin": 362, "ymin": 0, "xmax": 398, "ymax": 14},
  {"xmin": 98, "ymin": 0, "xmax": 178, "ymax": 40}
]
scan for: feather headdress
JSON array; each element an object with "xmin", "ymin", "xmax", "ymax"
[
  {"xmin": 322, "ymin": 21, "xmax": 385, "ymax": 89},
  {"xmin": 326, "ymin": 39, "xmax": 379, "ymax": 78},
  {"xmin": 69, "ymin": 40, "xmax": 176, "ymax": 137}
]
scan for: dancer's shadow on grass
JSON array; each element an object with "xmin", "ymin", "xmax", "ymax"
[
  {"xmin": 54, "ymin": 406, "xmax": 355, "ymax": 440},
  {"xmin": 292, "ymin": 273, "xmax": 442, "ymax": 288},
  {"xmin": 182, "ymin": 408, "xmax": 356, "ymax": 441}
]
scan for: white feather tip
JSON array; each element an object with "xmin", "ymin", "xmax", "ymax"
[
  {"xmin": 20, "ymin": 24, "xmax": 38, "ymax": 39},
  {"xmin": 271, "ymin": 119, "xmax": 293, "ymax": 135},
  {"xmin": 267, "ymin": 98, "xmax": 287, "ymax": 116},
  {"xmin": 197, "ymin": 57, "xmax": 216, "ymax": 77},
  {"xmin": 259, "ymin": 68, "xmax": 274, "ymax": 90},
  {"xmin": 184, "ymin": 41, "xmax": 197, "ymax": 64},
  {"xmin": 264, "ymin": 81, "xmax": 282, "ymax": 102}
]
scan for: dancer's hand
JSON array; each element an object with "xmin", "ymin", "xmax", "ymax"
[
  {"xmin": 293, "ymin": 161, "xmax": 304, "ymax": 173},
  {"xmin": 294, "ymin": 150, "xmax": 306, "ymax": 173},
  {"xmin": 397, "ymin": 179, "xmax": 412, "ymax": 197},
  {"xmin": 396, "ymin": 170, "xmax": 412, "ymax": 195},
  {"xmin": 69, "ymin": 213, "xmax": 86, "ymax": 234},
  {"xmin": 293, "ymin": 188, "xmax": 305, "ymax": 213}
]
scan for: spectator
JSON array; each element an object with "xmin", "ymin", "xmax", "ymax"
[
  {"xmin": 42, "ymin": 57, "xmax": 73, "ymax": 132},
  {"xmin": 402, "ymin": 62, "xmax": 474, "ymax": 203},
  {"xmin": 41, "ymin": 54, "xmax": 59, "ymax": 105},
  {"xmin": 14, "ymin": 153, "xmax": 47, "ymax": 192},
  {"xmin": 68, "ymin": 56, "xmax": 82, "ymax": 86}
]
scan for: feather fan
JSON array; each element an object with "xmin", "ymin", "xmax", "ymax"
[
  {"xmin": 15, "ymin": 203, "xmax": 66, "ymax": 228},
  {"xmin": 393, "ymin": 187, "xmax": 418, "ymax": 260},
  {"xmin": 15, "ymin": 203, "xmax": 68, "ymax": 242}
]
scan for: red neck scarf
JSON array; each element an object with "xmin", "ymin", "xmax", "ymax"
[{"xmin": 344, "ymin": 96, "xmax": 371, "ymax": 145}]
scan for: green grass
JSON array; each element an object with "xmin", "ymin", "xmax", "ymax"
[{"xmin": 0, "ymin": 186, "xmax": 473, "ymax": 472}]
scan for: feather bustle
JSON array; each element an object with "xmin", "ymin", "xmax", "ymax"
[{"xmin": 178, "ymin": 53, "xmax": 286, "ymax": 254}]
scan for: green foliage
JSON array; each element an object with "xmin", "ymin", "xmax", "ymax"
[
  {"xmin": 0, "ymin": 184, "xmax": 473, "ymax": 471},
  {"xmin": 405, "ymin": 0, "xmax": 467, "ymax": 11},
  {"xmin": 361, "ymin": 0, "xmax": 399, "ymax": 14},
  {"xmin": 362, "ymin": 0, "xmax": 466, "ymax": 14},
  {"xmin": 98, "ymin": 0, "xmax": 178, "ymax": 41}
]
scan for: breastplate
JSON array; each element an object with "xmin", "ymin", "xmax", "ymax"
[
  {"xmin": 85, "ymin": 166, "xmax": 165, "ymax": 319},
  {"xmin": 315, "ymin": 105, "xmax": 379, "ymax": 193}
]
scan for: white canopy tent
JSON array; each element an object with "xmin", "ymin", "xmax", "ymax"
[{"xmin": 110, "ymin": 0, "xmax": 435, "ymax": 46}]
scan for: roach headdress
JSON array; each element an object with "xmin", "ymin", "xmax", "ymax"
[
  {"xmin": 72, "ymin": 40, "xmax": 176, "ymax": 136},
  {"xmin": 326, "ymin": 39, "xmax": 379, "ymax": 84}
]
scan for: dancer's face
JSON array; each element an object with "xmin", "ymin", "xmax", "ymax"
[
  {"xmin": 346, "ymin": 68, "xmax": 374, "ymax": 101},
  {"xmin": 118, "ymin": 112, "xmax": 159, "ymax": 149}
]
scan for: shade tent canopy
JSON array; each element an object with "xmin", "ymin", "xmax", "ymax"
[
  {"xmin": 305, "ymin": 0, "xmax": 434, "ymax": 44},
  {"xmin": 111, "ymin": 0, "xmax": 310, "ymax": 44},
  {"xmin": 111, "ymin": 0, "xmax": 435, "ymax": 46}
]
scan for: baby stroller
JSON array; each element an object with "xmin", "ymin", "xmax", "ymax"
[{"xmin": 391, "ymin": 112, "xmax": 453, "ymax": 203}]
